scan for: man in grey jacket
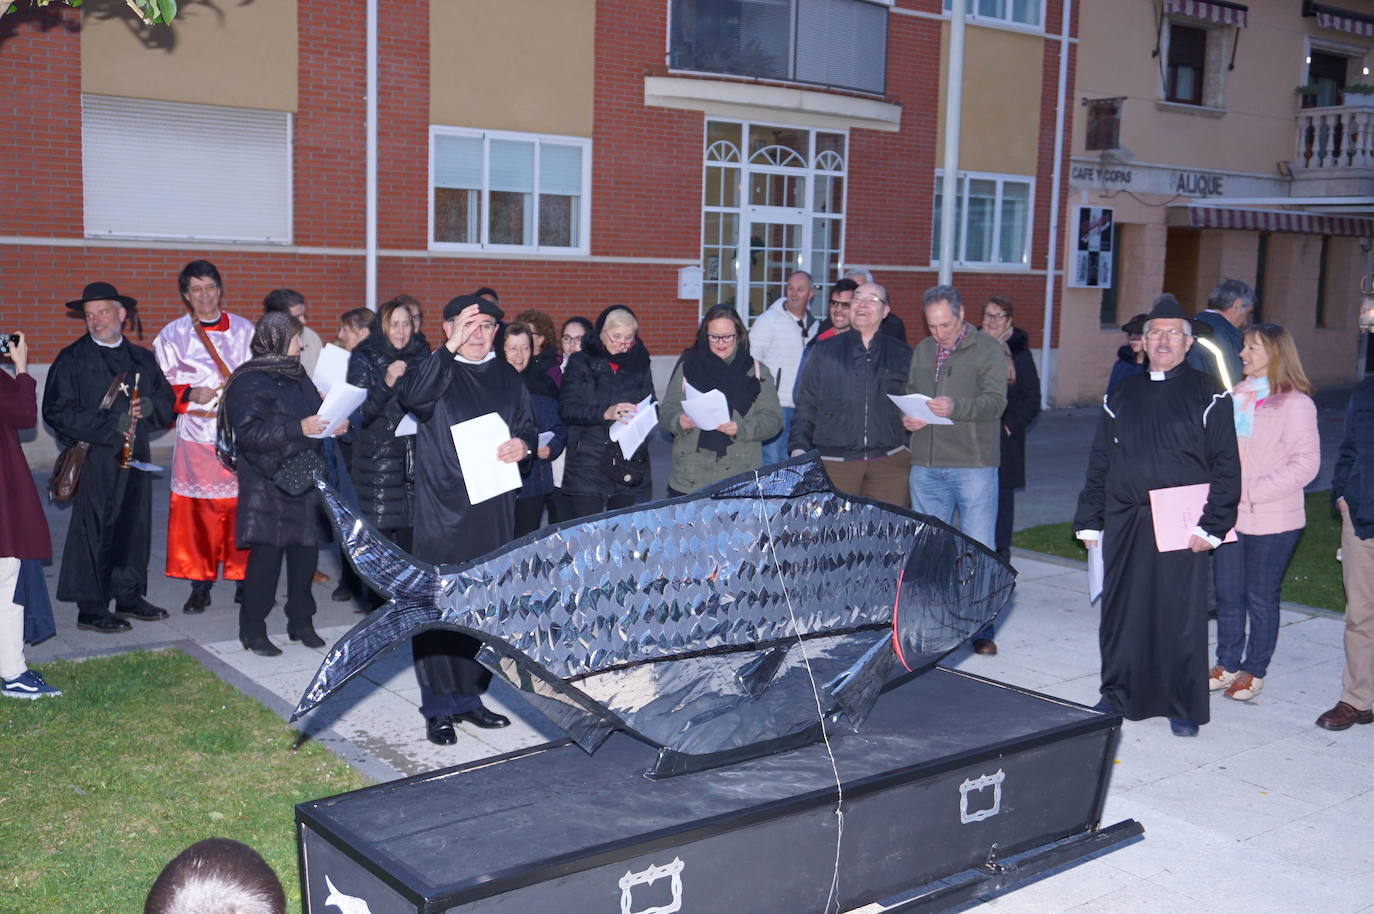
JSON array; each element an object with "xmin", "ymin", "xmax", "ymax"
[
  {"xmin": 904, "ymin": 284, "xmax": 1008, "ymax": 653},
  {"xmin": 1185, "ymin": 278, "xmax": 1252, "ymax": 391}
]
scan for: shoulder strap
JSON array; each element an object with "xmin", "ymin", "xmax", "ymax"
[
  {"xmin": 193, "ymin": 319, "xmax": 233, "ymax": 381},
  {"xmin": 99, "ymin": 372, "xmax": 127, "ymax": 410}
]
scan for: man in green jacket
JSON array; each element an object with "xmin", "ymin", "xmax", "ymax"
[{"xmin": 903, "ymin": 284, "xmax": 1008, "ymax": 654}]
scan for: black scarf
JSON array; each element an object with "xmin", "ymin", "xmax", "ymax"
[
  {"xmin": 682, "ymin": 333, "xmax": 760, "ymax": 458},
  {"xmin": 583, "ymin": 305, "xmax": 651, "ymax": 373}
]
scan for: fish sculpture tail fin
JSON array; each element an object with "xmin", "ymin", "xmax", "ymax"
[
  {"xmin": 283, "ymin": 464, "xmax": 444, "ymax": 721},
  {"xmin": 824, "ymin": 638, "xmax": 898, "ymax": 728}
]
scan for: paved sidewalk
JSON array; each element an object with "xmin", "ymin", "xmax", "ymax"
[{"xmin": 22, "ymin": 395, "xmax": 1374, "ymax": 911}]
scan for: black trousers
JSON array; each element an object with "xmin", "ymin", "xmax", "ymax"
[
  {"xmin": 566, "ymin": 492, "xmax": 643, "ymax": 520},
  {"xmin": 995, "ymin": 486, "xmax": 1015, "ymax": 556},
  {"xmin": 240, "ymin": 545, "xmax": 318, "ymax": 640}
]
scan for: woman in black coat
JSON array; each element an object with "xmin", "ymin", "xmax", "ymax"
[
  {"xmin": 222, "ymin": 313, "xmax": 347, "ymax": 656},
  {"xmin": 981, "ymin": 298, "xmax": 1041, "ymax": 559},
  {"xmin": 346, "ymin": 300, "xmax": 430, "ymax": 581},
  {"xmin": 559, "ymin": 305, "xmax": 655, "ymax": 518}
]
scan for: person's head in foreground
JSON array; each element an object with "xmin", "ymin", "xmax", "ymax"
[{"xmin": 144, "ymin": 838, "xmax": 285, "ymax": 914}]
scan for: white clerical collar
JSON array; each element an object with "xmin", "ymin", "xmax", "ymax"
[
  {"xmin": 90, "ymin": 334, "xmax": 124, "ymax": 349},
  {"xmin": 453, "ymin": 350, "xmax": 495, "ymax": 365},
  {"xmin": 1149, "ymin": 370, "xmax": 1166, "ymax": 380}
]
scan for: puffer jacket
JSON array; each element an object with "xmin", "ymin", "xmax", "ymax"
[
  {"xmin": 226, "ymin": 370, "xmax": 330, "ymax": 548},
  {"xmin": 559, "ymin": 346, "xmax": 655, "ymax": 498},
  {"xmin": 346, "ymin": 333, "xmax": 430, "ymax": 532},
  {"xmin": 790, "ymin": 330, "xmax": 912, "ymax": 459}
]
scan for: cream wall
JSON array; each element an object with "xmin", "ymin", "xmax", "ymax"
[
  {"xmin": 936, "ymin": 23, "xmax": 1044, "ymax": 176},
  {"xmin": 430, "ymin": 0, "xmax": 595, "ymax": 136},
  {"xmin": 82, "ymin": 1, "xmax": 297, "ymax": 111},
  {"xmin": 1263, "ymin": 234, "xmax": 1364, "ymax": 387},
  {"xmin": 1072, "ymin": 0, "xmax": 1374, "ymax": 178}
]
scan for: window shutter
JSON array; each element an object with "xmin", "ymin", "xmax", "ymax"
[
  {"xmin": 434, "ymin": 134, "xmax": 483, "ymax": 188},
  {"xmin": 489, "ymin": 140, "xmax": 535, "ymax": 193},
  {"xmin": 795, "ymin": 0, "xmax": 887, "ymax": 94},
  {"xmin": 539, "ymin": 144, "xmax": 583, "ymax": 197},
  {"xmin": 82, "ymin": 94, "xmax": 291, "ymax": 243}
]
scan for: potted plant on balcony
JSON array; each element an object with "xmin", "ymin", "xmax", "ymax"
[{"xmin": 1344, "ymin": 84, "xmax": 1374, "ymax": 108}]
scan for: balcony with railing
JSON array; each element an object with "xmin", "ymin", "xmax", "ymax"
[
  {"xmin": 1294, "ymin": 102, "xmax": 1374, "ymax": 196},
  {"xmin": 668, "ymin": 0, "xmax": 888, "ymax": 96}
]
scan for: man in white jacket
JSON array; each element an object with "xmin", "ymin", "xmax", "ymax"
[{"xmin": 751, "ymin": 270, "xmax": 819, "ymax": 465}]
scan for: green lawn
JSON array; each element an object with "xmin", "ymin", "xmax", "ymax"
[
  {"xmin": 1012, "ymin": 490, "xmax": 1345, "ymax": 613},
  {"xmin": 0, "ymin": 649, "xmax": 370, "ymax": 913}
]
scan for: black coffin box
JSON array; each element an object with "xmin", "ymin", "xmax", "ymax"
[{"xmin": 297, "ymin": 668, "xmax": 1132, "ymax": 913}]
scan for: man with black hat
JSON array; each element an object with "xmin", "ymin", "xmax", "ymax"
[
  {"xmin": 42, "ymin": 283, "xmax": 175, "ymax": 632},
  {"xmin": 394, "ymin": 295, "xmax": 537, "ymax": 744},
  {"xmin": 1073, "ymin": 294, "xmax": 1240, "ymax": 737}
]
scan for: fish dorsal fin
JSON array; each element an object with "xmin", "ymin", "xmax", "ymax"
[{"xmin": 707, "ymin": 451, "xmax": 835, "ymax": 499}]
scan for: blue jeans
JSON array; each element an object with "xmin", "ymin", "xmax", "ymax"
[
  {"xmin": 761, "ymin": 406, "xmax": 795, "ymax": 467},
  {"xmin": 1212, "ymin": 529, "xmax": 1301, "ymax": 679},
  {"xmin": 909, "ymin": 465, "xmax": 1000, "ymax": 638}
]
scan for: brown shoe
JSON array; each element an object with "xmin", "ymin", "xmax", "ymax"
[
  {"xmin": 312, "ymin": 570, "xmax": 331, "ymax": 584},
  {"xmin": 1315, "ymin": 701, "xmax": 1374, "ymax": 731},
  {"xmin": 972, "ymin": 638, "xmax": 998, "ymax": 656}
]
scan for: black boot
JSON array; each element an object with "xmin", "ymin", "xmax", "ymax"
[
  {"xmin": 77, "ymin": 601, "xmax": 131, "ymax": 633},
  {"xmin": 182, "ymin": 581, "xmax": 213, "ymax": 615}
]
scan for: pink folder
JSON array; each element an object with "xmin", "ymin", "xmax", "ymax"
[{"xmin": 1149, "ymin": 483, "xmax": 1237, "ymax": 552}]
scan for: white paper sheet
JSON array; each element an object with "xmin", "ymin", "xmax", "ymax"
[
  {"xmin": 309, "ymin": 382, "xmax": 367, "ymax": 439},
  {"xmin": 886, "ymin": 393, "xmax": 954, "ymax": 426},
  {"xmin": 681, "ymin": 386, "xmax": 731, "ymax": 430},
  {"xmin": 312, "ymin": 343, "xmax": 351, "ymax": 396},
  {"xmin": 608, "ymin": 394, "xmax": 657, "ymax": 459},
  {"xmin": 394, "ymin": 413, "xmax": 418, "ymax": 437},
  {"xmin": 538, "ymin": 430, "xmax": 554, "ymax": 450},
  {"xmin": 449, "ymin": 412, "xmax": 522, "ymax": 504},
  {"xmin": 126, "ymin": 461, "xmax": 163, "ymax": 473},
  {"xmin": 1087, "ymin": 535, "xmax": 1104, "ymax": 603}
]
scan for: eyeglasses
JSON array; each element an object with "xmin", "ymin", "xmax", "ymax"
[
  {"xmin": 852, "ymin": 294, "xmax": 887, "ymax": 305},
  {"xmin": 828, "ymin": 300, "xmax": 851, "ymax": 308},
  {"xmin": 707, "ymin": 333, "xmax": 737, "ymax": 343},
  {"xmin": 561, "ymin": 334, "xmax": 584, "ymax": 344},
  {"xmin": 471, "ymin": 321, "xmax": 498, "ymax": 333},
  {"xmin": 984, "ymin": 311, "xmax": 1008, "ymax": 321},
  {"xmin": 605, "ymin": 332, "xmax": 636, "ymax": 344},
  {"xmin": 1146, "ymin": 328, "xmax": 1185, "ymax": 340}
]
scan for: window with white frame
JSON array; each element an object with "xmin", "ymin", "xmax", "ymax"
[
  {"xmin": 943, "ymin": 0, "xmax": 1043, "ymax": 29},
  {"xmin": 83, "ymin": 94, "xmax": 292, "ymax": 243},
  {"xmin": 930, "ymin": 172, "xmax": 1032, "ymax": 268},
  {"xmin": 431, "ymin": 127, "xmax": 590, "ymax": 252}
]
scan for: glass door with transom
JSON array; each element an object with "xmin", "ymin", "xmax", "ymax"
[{"xmin": 701, "ymin": 121, "xmax": 847, "ymax": 326}]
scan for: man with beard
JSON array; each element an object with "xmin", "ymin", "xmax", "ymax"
[{"xmin": 43, "ymin": 283, "xmax": 175, "ymax": 632}]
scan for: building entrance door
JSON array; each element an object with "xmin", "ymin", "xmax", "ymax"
[{"xmin": 743, "ymin": 208, "xmax": 806, "ymax": 321}]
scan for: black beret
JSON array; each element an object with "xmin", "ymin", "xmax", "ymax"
[{"xmin": 443, "ymin": 294, "xmax": 503, "ymax": 322}]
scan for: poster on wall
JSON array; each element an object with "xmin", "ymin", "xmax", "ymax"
[{"xmin": 1070, "ymin": 206, "xmax": 1114, "ymax": 289}]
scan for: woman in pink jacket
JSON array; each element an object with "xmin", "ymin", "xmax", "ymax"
[{"xmin": 1209, "ymin": 324, "xmax": 1319, "ymax": 701}]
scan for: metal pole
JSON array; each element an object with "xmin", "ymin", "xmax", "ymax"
[
  {"xmin": 1039, "ymin": 0, "xmax": 1073, "ymax": 408},
  {"xmin": 365, "ymin": 0, "xmax": 378, "ymax": 311},
  {"xmin": 938, "ymin": 0, "xmax": 967, "ymax": 287}
]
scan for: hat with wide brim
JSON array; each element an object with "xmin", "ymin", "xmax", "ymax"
[
  {"xmin": 1121, "ymin": 313, "xmax": 1147, "ymax": 336},
  {"xmin": 64, "ymin": 281, "xmax": 137, "ymax": 312},
  {"xmin": 1145, "ymin": 295, "xmax": 1212, "ymax": 337}
]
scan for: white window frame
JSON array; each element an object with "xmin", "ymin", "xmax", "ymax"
[
  {"xmin": 943, "ymin": 0, "xmax": 1045, "ymax": 32},
  {"xmin": 930, "ymin": 170, "xmax": 1034, "ymax": 270},
  {"xmin": 428, "ymin": 126, "xmax": 592, "ymax": 255}
]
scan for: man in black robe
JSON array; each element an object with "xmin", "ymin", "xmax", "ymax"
[
  {"xmin": 396, "ymin": 294, "xmax": 536, "ymax": 745},
  {"xmin": 1074, "ymin": 295, "xmax": 1240, "ymax": 737},
  {"xmin": 42, "ymin": 283, "xmax": 175, "ymax": 633}
]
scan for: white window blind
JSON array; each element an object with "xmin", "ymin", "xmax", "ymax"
[
  {"xmin": 434, "ymin": 134, "xmax": 483, "ymax": 189},
  {"xmin": 795, "ymin": 0, "xmax": 888, "ymax": 94},
  {"xmin": 82, "ymin": 94, "xmax": 292, "ymax": 243}
]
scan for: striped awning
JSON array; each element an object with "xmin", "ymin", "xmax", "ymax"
[
  {"xmin": 1170, "ymin": 205, "xmax": 1374, "ymax": 236},
  {"xmin": 1163, "ymin": 0, "xmax": 1249, "ymax": 27},
  {"xmin": 1306, "ymin": 2, "xmax": 1374, "ymax": 38}
]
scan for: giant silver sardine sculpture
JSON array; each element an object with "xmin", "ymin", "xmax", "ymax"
[{"xmin": 285, "ymin": 454, "xmax": 1016, "ymax": 777}]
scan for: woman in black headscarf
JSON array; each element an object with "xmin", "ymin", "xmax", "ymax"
[
  {"xmin": 221, "ymin": 312, "xmax": 347, "ymax": 656},
  {"xmin": 659, "ymin": 305, "xmax": 781, "ymax": 495},
  {"xmin": 558, "ymin": 305, "xmax": 656, "ymax": 518},
  {"xmin": 500, "ymin": 322, "xmax": 567, "ymax": 536}
]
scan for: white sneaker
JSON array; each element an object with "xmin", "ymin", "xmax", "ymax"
[
  {"xmin": 1226, "ymin": 673, "xmax": 1263, "ymax": 701},
  {"xmin": 1208, "ymin": 666, "xmax": 1238, "ymax": 692}
]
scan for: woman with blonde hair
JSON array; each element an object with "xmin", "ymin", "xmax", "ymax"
[{"xmin": 1209, "ymin": 323, "xmax": 1319, "ymax": 701}]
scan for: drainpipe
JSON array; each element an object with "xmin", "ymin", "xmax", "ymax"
[
  {"xmin": 938, "ymin": 0, "xmax": 966, "ymax": 287},
  {"xmin": 1039, "ymin": 0, "xmax": 1072, "ymax": 408},
  {"xmin": 365, "ymin": 0, "xmax": 378, "ymax": 311}
]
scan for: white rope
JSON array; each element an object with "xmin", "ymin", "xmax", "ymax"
[{"xmin": 754, "ymin": 470, "xmax": 845, "ymax": 914}]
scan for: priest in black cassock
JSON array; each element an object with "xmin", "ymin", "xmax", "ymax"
[
  {"xmin": 395, "ymin": 294, "xmax": 537, "ymax": 746},
  {"xmin": 1073, "ymin": 295, "xmax": 1240, "ymax": 737},
  {"xmin": 42, "ymin": 283, "xmax": 175, "ymax": 633}
]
